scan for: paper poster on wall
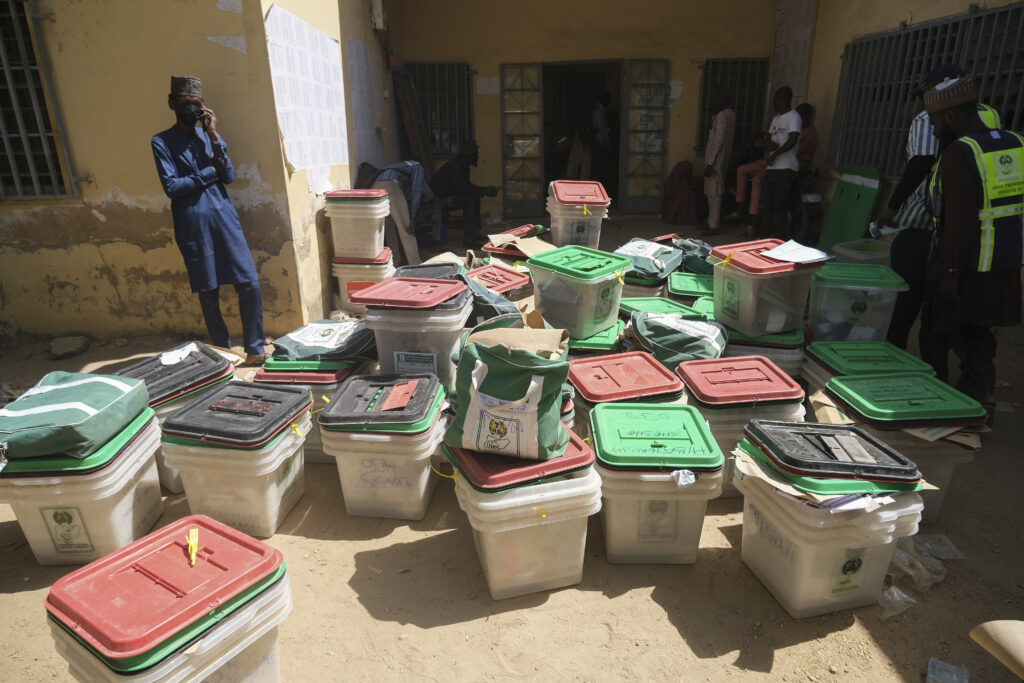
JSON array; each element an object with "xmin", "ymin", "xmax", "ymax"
[
  {"xmin": 347, "ymin": 37, "xmax": 383, "ymax": 169},
  {"xmin": 265, "ymin": 5, "xmax": 349, "ymax": 181}
]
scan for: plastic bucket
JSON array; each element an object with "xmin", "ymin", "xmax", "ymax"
[
  {"xmin": 50, "ymin": 571, "xmax": 293, "ymax": 682},
  {"xmin": 735, "ymin": 470, "xmax": 921, "ymax": 618},
  {"xmin": 161, "ymin": 414, "xmax": 311, "ymax": 538},
  {"xmin": 710, "ymin": 257, "xmax": 815, "ymax": 337},
  {"xmin": 859, "ymin": 425, "xmax": 974, "ymax": 524},
  {"xmin": 723, "ymin": 344, "xmax": 803, "ymax": 377},
  {"xmin": 597, "ymin": 464, "xmax": 722, "ymax": 564},
  {"xmin": 326, "ymin": 199, "xmax": 390, "ymax": 260},
  {"xmin": 832, "ymin": 239, "xmax": 892, "ymax": 267},
  {"xmin": 0, "ymin": 419, "xmax": 163, "ymax": 566},
  {"xmin": 331, "ymin": 260, "xmax": 395, "ymax": 315},
  {"xmin": 531, "ymin": 267, "xmax": 624, "ymax": 340},
  {"xmin": 251, "ymin": 378, "xmax": 342, "ymax": 464},
  {"xmin": 151, "ymin": 381, "xmax": 230, "ymax": 494},
  {"xmin": 453, "ymin": 466, "xmax": 602, "ymax": 600},
  {"xmin": 547, "ymin": 199, "xmax": 608, "ymax": 249},
  {"xmin": 320, "ymin": 414, "xmax": 446, "ymax": 520},
  {"xmin": 362, "ymin": 294, "xmax": 473, "ymax": 390},
  {"xmin": 621, "ymin": 280, "xmax": 667, "ymax": 299},
  {"xmin": 807, "ymin": 265, "xmax": 907, "ymax": 342},
  {"xmin": 696, "ymin": 400, "xmax": 807, "ymax": 499}
]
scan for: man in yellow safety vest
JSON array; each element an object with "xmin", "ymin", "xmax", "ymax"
[{"xmin": 920, "ymin": 75, "xmax": 1023, "ymax": 415}]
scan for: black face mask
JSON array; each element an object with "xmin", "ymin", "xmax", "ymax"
[{"xmin": 176, "ymin": 102, "xmax": 204, "ymax": 124}]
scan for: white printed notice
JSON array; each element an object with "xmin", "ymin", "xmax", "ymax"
[{"xmin": 265, "ymin": 5, "xmax": 348, "ymax": 180}]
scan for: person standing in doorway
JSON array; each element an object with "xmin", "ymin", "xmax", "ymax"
[
  {"xmin": 752, "ymin": 86, "xmax": 801, "ymax": 238},
  {"xmin": 702, "ymin": 87, "xmax": 736, "ymax": 235},
  {"xmin": 919, "ymin": 75, "xmax": 1022, "ymax": 416},
  {"xmin": 151, "ymin": 75, "xmax": 266, "ymax": 364}
]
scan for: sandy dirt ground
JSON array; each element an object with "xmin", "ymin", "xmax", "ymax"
[{"xmin": 1, "ymin": 218, "xmax": 1023, "ymax": 682}]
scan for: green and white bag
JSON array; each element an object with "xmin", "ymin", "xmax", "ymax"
[
  {"xmin": 0, "ymin": 372, "xmax": 148, "ymax": 460},
  {"xmin": 445, "ymin": 315, "xmax": 570, "ymax": 461},
  {"xmin": 271, "ymin": 319, "xmax": 375, "ymax": 360},
  {"xmin": 614, "ymin": 239, "xmax": 683, "ymax": 279},
  {"xmin": 631, "ymin": 311, "xmax": 728, "ymax": 368}
]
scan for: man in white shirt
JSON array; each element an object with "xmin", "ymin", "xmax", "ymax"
[{"xmin": 753, "ymin": 86, "xmax": 801, "ymax": 238}]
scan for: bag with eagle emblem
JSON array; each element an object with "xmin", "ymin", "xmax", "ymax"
[{"xmin": 445, "ymin": 314, "xmax": 570, "ymax": 460}]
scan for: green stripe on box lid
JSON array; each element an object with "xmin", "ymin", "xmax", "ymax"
[
  {"xmin": 50, "ymin": 565, "xmax": 287, "ymax": 674},
  {"xmin": 811, "ymin": 262, "xmax": 908, "ymax": 290},
  {"xmin": 0, "ymin": 408, "xmax": 155, "ymax": 477},
  {"xmin": 725, "ymin": 325, "xmax": 805, "ymax": 348},
  {"xmin": 589, "ymin": 403, "xmax": 723, "ymax": 471},
  {"xmin": 737, "ymin": 439, "xmax": 923, "ymax": 495},
  {"xmin": 623, "ymin": 274, "xmax": 664, "ymax": 286},
  {"xmin": 569, "ymin": 320, "xmax": 625, "ymax": 351},
  {"xmin": 526, "ymin": 245, "xmax": 631, "ymax": 281},
  {"xmin": 805, "ymin": 341, "xmax": 935, "ymax": 376},
  {"xmin": 319, "ymin": 385, "xmax": 445, "ymax": 434},
  {"xmin": 263, "ymin": 357, "xmax": 354, "ymax": 371},
  {"xmin": 668, "ymin": 272, "xmax": 714, "ymax": 297},
  {"xmin": 691, "ymin": 296, "xmax": 715, "ymax": 319},
  {"xmin": 619, "ymin": 297, "xmax": 705, "ymax": 318},
  {"xmin": 825, "ymin": 372, "xmax": 987, "ymax": 428}
]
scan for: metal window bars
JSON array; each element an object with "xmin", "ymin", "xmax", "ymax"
[
  {"xmin": 695, "ymin": 58, "xmax": 770, "ymax": 158},
  {"xmin": 0, "ymin": 0, "xmax": 75, "ymax": 199},
  {"xmin": 828, "ymin": 2, "xmax": 1024, "ymax": 179},
  {"xmin": 406, "ymin": 62, "xmax": 474, "ymax": 160}
]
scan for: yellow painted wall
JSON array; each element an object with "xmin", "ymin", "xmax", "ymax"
[
  {"xmin": 400, "ymin": 0, "xmax": 779, "ymax": 215},
  {"xmin": 806, "ymin": 0, "xmax": 1020, "ymax": 171},
  {"xmin": 0, "ymin": 0, "xmax": 302, "ymax": 340},
  {"xmin": 0, "ymin": 0, "xmax": 404, "ymax": 340},
  {"xmin": 260, "ymin": 0, "xmax": 403, "ymax": 322}
]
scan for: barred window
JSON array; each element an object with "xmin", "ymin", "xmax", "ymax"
[
  {"xmin": 1, "ymin": 0, "xmax": 73, "ymax": 199},
  {"xmin": 407, "ymin": 62, "xmax": 474, "ymax": 160},
  {"xmin": 828, "ymin": 2, "xmax": 1024, "ymax": 178},
  {"xmin": 696, "ymin": 58, "xmax": 770, "ymax": 156}
]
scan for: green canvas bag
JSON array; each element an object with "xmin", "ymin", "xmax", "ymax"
[
  {"xmin": 0, "ymin": 371, "xmax": 148, "ymax": 460},
  {"xmin": 631, "ymin": 311, "xmax": 728, "ymax": 369},
  {"xmin": 444, "ymin": 315, "xmax": 570, "ymax": 461},
  {"xmin": 271, "ymin": 319, "xmax": 375, "ymax": 361}
]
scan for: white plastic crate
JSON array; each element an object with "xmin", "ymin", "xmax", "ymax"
[
  {"xmin": 162, "ymin": 414, "xmax": 310, "ymax": 538},
  {"xmin": 0, "ymin": 419, "xmax": 163, "ymax": 565}
]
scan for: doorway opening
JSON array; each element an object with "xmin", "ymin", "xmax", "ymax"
[{"xmin": 542, "ymin": 61, "xmax": 622, "ymax": 202}]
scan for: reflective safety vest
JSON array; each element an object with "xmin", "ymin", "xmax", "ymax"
[
  {"xmin": 929, "ymin": 129, "xmax": 1024, "ymax": 272},
  {"xmin": 978, "ymin": 103, "xmax": 1001, "ymax": 129}
]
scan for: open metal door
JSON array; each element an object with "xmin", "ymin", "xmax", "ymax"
[
  {"xmin": 501, "ymin": 64, "xmax": 544, "ymax": 217},
  {"xmin": 620, "ymin": 59, "xmax": 669, "ymax": 213}
]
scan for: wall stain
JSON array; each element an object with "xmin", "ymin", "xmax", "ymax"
[{"xmin": 0, "ymin": 199, "xmax": 291, "ymax": 257}]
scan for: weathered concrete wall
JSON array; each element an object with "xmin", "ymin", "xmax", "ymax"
[
  {"xmin": 771, "ymin": 0, "xmax": 817, "ymax": 108},
  {"xmin": 0, "ymin": 0, "xmax": 403, "ymax": 340},
  {"xmin": 0, "ymin": 0, "xmax": 300, "ymax": 340},
  {"xmin": 399, "ymin": 0, "xmax": 779, "ymax": 215},
  {"xmin": 260, "ymin": 0, "xmax": 403, "ymax": 322}
]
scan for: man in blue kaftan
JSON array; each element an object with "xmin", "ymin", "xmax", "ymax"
[{"xmin": 151, "ymin": 75, "xmax": 265, "ymax": 364}]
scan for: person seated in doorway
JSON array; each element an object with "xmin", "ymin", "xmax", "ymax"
[
  {"xmin": 726, "ymin": 142, "xmax": 769, "ymax": 227},
  {"xmin": 372, "ymin": 160, "xmax": 436, "ymax": 266},
  {"xmin": 430, "ymin": 140, "xmax": 500, "ymax": 249}
]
